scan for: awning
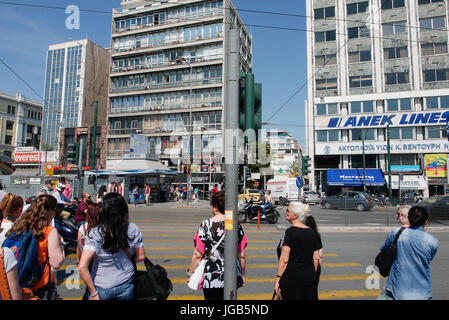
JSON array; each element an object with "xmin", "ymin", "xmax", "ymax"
[
  {"xmin": 107, "ymin": 159, "xmax": 172, "ymax": 171},
  {"xmin": 327, "ymin": 169, "xmax": 385, "ymax": 186}
]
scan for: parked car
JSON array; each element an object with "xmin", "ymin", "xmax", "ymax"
[
  {"xmin": 414, "ymin": 196, "xmax": 449, "ymax": 220},
  {"xmin": 320, "ymin": 191, "xmax": 375, "ymax": 211},
  {"xmin": 301, "ymin": 191, "xmax": 320, "ymax": 204}
]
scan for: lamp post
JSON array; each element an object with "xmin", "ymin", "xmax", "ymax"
[
  {"xmin": 176, "ymin": 57, "xmax": 194, "ymax": 205},
  {"xmin": 362, "ymin": 128, "xmax": 367, "ymax": 193},
  {"xmin": 386, "ymin": 125, "xmax": 392, "ymax": 204}
]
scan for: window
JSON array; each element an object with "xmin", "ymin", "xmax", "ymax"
[
  {"xmin": 4, "ymin": 135, "xmax": 12, "ymax": 145},
  {"xmin": 315, "ymin": 30, "xmax": 336, "ymax": 43},
  {"xmin": 381, "ymin": 0, "xmax": 405, "ymax": 9},
  {"xmin": 418, "ymin": 0, "xmax": 444, "ymax": 4},
  {"xmin": 425, "ymin": 96, "xmax": 449, "ymax": 109},
  {"xmin": 315, "ymin": 54, "xmax": 337, "ymax": 66},
  {"xmin": 316, "ymin": 78, "xmax": 337, "ymax": 90},
  {"xmin": 316, "ymin": 130, "xmax": 339, "ymax": 142},
  {"xmin": 421, "ymin": 43, "xmax": 448, "ymax": 56},
  {"xmin": 314, "ymin": 6, "xmax": 335, "ymax": 19},
  {"xmin": 387, "ymin": 99, "xmax": 412, "ymax": 111},
  {"xmin": 427, "ymin": 126, "xmax": 447, "ymax": 139},
  {"xmin": 420, "ymin": 16, "xmax": 446, "ymax": 30},
  {"xmin": 351, "ymin": 101, "xmax": 374, "ymax": 113},
  {"xmin": 347, "ymin": 1, "xmax": 369, "ymax": 15},
  {"xmin": 382, "ymin": 21, "xmax": 407, "ymax": 35},
  {"xmin": 391, "ymin": 154, "xmax": 417, "ymax": 166},
  {"xmin": 7, "ymin": 105, "xmax": 15, "ymax": 115},
  {"xmin": 348, "ymin": 50, "xmax": 372, "ymax": 63},
  {"xmin": 389, "ymin": 127, "xmax": 414, "ymax": 139},
  {"xmin": 423, "ymin": 69, "xmax": 449, "ymax": 82},
  {"xmin": 352, "ymin": 129, "xmax": 375, "ymax": 141},
  {"xmin": 349, "ymin": 75, "xmax": 372, "ymax": 88},
  {"xmin": 385, "ymin": 72, "xmax": 409, "ymax": 85},
  {"xmin": 348, "ymin": 26, "xmax": 370, "ymax": 39},
  {"xmin": 316, "ymin": 103, "xmax": 339, "ymax": 115},
  {"xmin": 384, "ymin": 46, "xmax": 408, "ymax": 59},
  {"xmin": 6, "ymin": 121, "xmax": 14, "ymax": 130}
]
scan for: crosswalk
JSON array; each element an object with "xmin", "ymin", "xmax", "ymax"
[{"xmin": 57, "ymin": 210, "xmax": 381, "ymax": 300}]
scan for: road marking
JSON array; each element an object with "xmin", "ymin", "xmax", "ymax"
[
  {"xmin": 144, "ymin": 239, "xmax": 280, "ymax": 243},
  {"xmin": 124, "ymin": 253, "xmax": 338, "ymax": 259},
  {"xmin": 166, "ymin": 290, "xmax": 381, "ymax": 300}
]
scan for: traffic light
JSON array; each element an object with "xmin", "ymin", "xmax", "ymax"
[
  {"xmin": 301, "ymin": 155, "xmax": 311, "ymax": 176},
  {"xmin": 244, "ymin": 166, "xmax": 251, "ymax": 180},
  {"xmin": 67, "ymin": 142, "xmax": 79, "ymax": 165},
  {"xmin": 239, "ymin": 73, "xmax": 262, "ymax": 136}
]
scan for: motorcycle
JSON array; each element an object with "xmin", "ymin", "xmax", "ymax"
[
  {"xmin": 238, "ymin": 199, "xmax": 280, "ymax": 224},
  {"xmin": 54, "ymin": 203, "xmax": 79, "ymax": 254},
  {"xmin": 278, "ymin": 196, "xmax": 290, "ymax": 206}
]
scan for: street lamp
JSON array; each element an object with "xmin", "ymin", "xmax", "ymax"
[
  {"xmin": 362, "ymin": 128, "xmax": 367, "ymax": 193},
  {"xmin": 176, "ymin": 56, "xmax": 194, "ymax": 206}
]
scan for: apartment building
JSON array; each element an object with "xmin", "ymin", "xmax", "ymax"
[
  {"xmin": 306, "ymin": 0, "xmax": 449, "ymax": 196},
  {"xmin": 107, "ymin": 0, "xmax": 252, "ymax": 171}
]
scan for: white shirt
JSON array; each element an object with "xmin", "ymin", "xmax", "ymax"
[
  {"xmin": 0, "ymin": 190, "xmax": 6, "ymax": 203},
  {"xmin": 0, "ymin": 221, "xmax": 14, "ymax": 246}
]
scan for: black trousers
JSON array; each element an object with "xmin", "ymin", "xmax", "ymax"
[{"xmin": 203, "ymin": 288, "xmax": 224, "ymax": 300}]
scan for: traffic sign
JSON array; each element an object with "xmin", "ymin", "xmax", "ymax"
[
  {"xmin": 296, "ymin": 176, "xmax": 302, "ymax": 189},
  {"xmin": 44, "ymin": 163, "xmax": 54, "ymax": 176}
]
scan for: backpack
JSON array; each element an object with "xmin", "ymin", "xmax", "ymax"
[{"xmin": 2, "ymin": 230, "xmax": 48, "ymax": 289}]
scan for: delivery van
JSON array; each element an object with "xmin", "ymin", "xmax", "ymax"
[{"xmin": 266, "ymin": 178, "xmax": 300, "ymax": 204}]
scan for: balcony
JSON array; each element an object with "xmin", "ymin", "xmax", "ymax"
[
  {"xmin": 110, "ymin": 78, "xmax": 223, "ymax": 94},
  {"xmin": 109, "ymin": 103, "xmax": 222, "ymax": 115}
]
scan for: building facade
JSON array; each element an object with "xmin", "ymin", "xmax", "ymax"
[
  {"xmin": 41, "ymin": 39, "xmax": 110, "ymax": 164},
  {"xmin": 107, "ymin": 0, "xmax": 252, "ymax": 171},
  {"xmin": 306, "ymin": 0, "xmax": 449, "ymax": 197},
  {"xmin": 267, "ymin": 130, "xmax": 301, "ymax": 174},
  {"xmin": 0, "ymin": 91, "xmax": 42, "ymax": 159}
]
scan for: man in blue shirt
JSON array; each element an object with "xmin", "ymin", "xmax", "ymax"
[{"xmin": 380, "ymin": 206, "xmax": 438, "ymax": 300}]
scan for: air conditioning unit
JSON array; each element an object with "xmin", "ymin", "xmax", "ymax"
[{"xmin": 155, "ymin": 127, "xmax": 161, "ymax": 132}]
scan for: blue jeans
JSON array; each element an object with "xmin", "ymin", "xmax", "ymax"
[{"xmin": 95, "ymin": 276, "xmax": 134, "ymax": 300}]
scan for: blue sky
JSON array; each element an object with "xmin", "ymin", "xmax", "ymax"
[{"xmin": 0, "ymin": 0, "xmax": 308, "ymax": 146}]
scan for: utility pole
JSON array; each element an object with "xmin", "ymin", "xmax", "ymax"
[
  {"xmin": 387, "ymin": 125, "xmax": 392, "ymax": 204},
  {"xmin": 90, "ymin": 101, "xmax": 98, "ymax": 169},
  {"xmin": 362, "ymin": 128, "xmax": 366, "ymax": 193},
  {"xmin": 223, "ymin": 27, "xmax": 239, "ymax": 301}
]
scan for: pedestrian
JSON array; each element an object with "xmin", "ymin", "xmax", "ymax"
[
  {"xmin": 4, "ymin": 195, "xmax": 65, "ymax": 299},
  {"xmin": 396, "ymin": 205, "xmax": 411, "ymax": 228},
  {"xmin": 187, "ymin": 191, "xmax": 247, "ymax": 300},
  {"xmin": 377, "ymin": 206, "xmax": 438, "ymax": 300},
  {"xmin": 0, "ymin": 183, "xmax": 6, "ymax": 204},
  {"xmin": 0, "ymin": 245, "xmax": 22, "ymax": 300},
  {"xmin": 274, "ymin": 202, "xmax": 322, "ymax": 300},
  {"xmin": 176, "ymin": 186, "xmax": 183, "ymax": 204},
  {"xmin": 75, "ymin": 193, "xmax": 92, "ymax": 226},
  {"xmin": 144, "ymin": 184, "xmax": 151, "ymax": 206},
  {"xmin": 132, "ymin": 185, "xmax": 139, "ymax": 208},
  {"xmin": 78, "ymin": 193, "xmax": 145, "ymax": 300},
  {"xmin": 96, "ymin": 185, "xmax": 107, "ymax": 205},
  {"xmin": 76, "ymin": 203, "xmax": 101, "ymax": 264},
  {"xmin": 303, "ymin": 214, "xmax": 323, "ymax": 300},
  {"xmin": 59, "ymin": 177, "xmax": 72, "ymax": 199},
  {"xmin": 0, "ymin": 194, "xmax": 24, "ymax": 246}
]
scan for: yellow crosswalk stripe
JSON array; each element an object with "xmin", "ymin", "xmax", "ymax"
[{"xmin": 144, "ymin": 239, "xmax": 281, "ymax": 243}]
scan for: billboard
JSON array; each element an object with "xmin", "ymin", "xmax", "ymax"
[
  {"xmin": 14, "ymin": 152, "xmax": 41, "ymax": 163},
  {"xmin": 424, "ymin": 154, "xmax": 447, "ymax": 178}
]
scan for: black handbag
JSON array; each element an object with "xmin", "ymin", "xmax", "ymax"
[
  {"xmin": 375, "ymin": 227, "xmax": 405, "ymax": 277},
  {"xmin": 124, "ymin": 250, "xmax": 173, "ymax": 300}
]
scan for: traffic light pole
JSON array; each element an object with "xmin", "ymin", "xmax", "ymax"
[{"xmin": 223, "ymin": 27, "xmax": 239, "ymax": 301}]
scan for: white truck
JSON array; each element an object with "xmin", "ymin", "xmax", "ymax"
[{"xmin": 266, "ymin": 177, "xmax": 300, "ymax": 205}]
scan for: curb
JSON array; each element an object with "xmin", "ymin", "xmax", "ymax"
[{"xmin": 275, "ymin": 224, "xmax": 449, "ymax": 232}]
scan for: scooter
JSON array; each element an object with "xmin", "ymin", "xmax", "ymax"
[
  {"xmin": 238, "ymin": 199, "xmax": 280, "ymax": 224},
  {"xmin": 54, "ymin": 204, "xmax": 79, "ymax": 254}
]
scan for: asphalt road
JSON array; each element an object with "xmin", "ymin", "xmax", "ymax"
[{"xmin": 54, "ymin": 201, "xmax": 449, "ymax": 300}]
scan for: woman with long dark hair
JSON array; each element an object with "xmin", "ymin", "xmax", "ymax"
[{"xmin": 78, "ymin": 193, "xmax": 145, "ymax": 300}]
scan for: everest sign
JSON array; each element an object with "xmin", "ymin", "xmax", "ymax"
[{"xmin": 14, "ymin": 152, "xmax": 41, "ymax": 163}]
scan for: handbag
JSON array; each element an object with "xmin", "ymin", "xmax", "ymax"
[
  {"xmin": 124, "ymin": 250, "xmax": 173, "ymax": 300},
  {"xmin": 187, "ymin": 232, "xmax": 226, "ymax": 291},
  {"xmin": 375, "ymin": 227, "xmax": 406, "ymax": 277}
]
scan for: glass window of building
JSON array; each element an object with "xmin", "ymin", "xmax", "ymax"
[
  {"xmin": 426, "ymin": 96, "xmax": 449, "ymax": 109},
  {"xmin": 351, "ymin": 101, "xmax": 374, "ymax": 113},
  {"xmin": 418, "ymin": 0, "xmax": 444, "ymax": 4},
  {"xmin": 347, "ymin": 1, "xmax": 369, "ymax": 15},
  {"xmin": 427, "ymin": 126, "xmax": 447, "ymax": 139},
  {"xmin": 314, "ymin": 6, "xmax": 335, "ymax": 19},
  {"xmin": 384, "ymin": 46, "xmax": 408, "ymax": 59},
  {"xmin": 349, "ymin": 75, "xmax": 372, "ymax": 88},
  {"xmin": 420, "ymin": 16, "xmax": 446, "ymax": 30},
  {"xmin": 348, "ymin": 50, "xmax": 371, "ymax": 63},
  {"xmin": 421, "ymin": 43, "xmax": 448, "ymax": 56},
  {"xmin": 351, "ymin": 155, "xmax": 377, "ymax": 168},
  {"xmin": 381, "ymin": 0, "xmax": 405, "ymax": 10},
  {"xmin": 352, "ymin": 128, "xmax": 375, "ymax": 140}
]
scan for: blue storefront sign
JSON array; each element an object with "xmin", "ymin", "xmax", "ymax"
[{"xmin": 327, "ymin": 169, "xmax": 385, "ymax": 186}]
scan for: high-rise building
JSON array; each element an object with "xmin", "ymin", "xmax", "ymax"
[
  {"xmin": 306, "ymin": 0, "xmax": 449, "ymax": 196},
  {"xmin": 267, "ymin": 130, "xmax": 301, "ymax": 174},
  {"xmin": 107, "ymin": 0, "xmax": 252, "ymax": 171},
  {"xmin": 41, "ymin": 39, "xmax": 110, "ymax": 159}
]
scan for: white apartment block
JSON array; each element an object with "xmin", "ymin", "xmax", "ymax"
[
  {"xmin": 107, "ymin": 0, "xmax": 253, "ymax": 172},
  {"xmin": 306, "ymin": 0, "xmax": 449, "ymax": 196}
]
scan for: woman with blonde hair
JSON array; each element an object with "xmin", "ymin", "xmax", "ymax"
[
  {"xmin": 274, "ymin": 202, "xmax": 322, "ymax": 300},
  {"xmin": 0, "ymin": 194, "xmax": 24, "ymax": 245},
  {"xmin": 4, "ymin": 195, "xmax": 65, "ymax": 299}
]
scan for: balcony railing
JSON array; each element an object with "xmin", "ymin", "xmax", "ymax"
[
  {"xmin": 110, "ymin": 78, "xmax": 222, "ymax": 94},
  {"xmin": 109, "ymin": 103, "xmax": 222, "ymax": 114}
]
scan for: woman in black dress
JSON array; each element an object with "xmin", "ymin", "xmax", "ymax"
[{"xmin": 274, "ymin": 202, "xmax": 323, "ymax": 300}]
